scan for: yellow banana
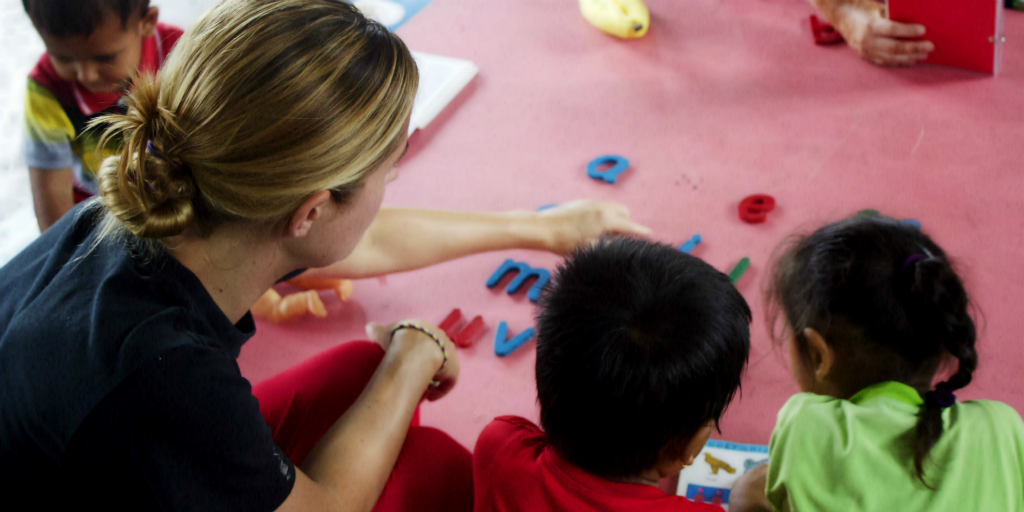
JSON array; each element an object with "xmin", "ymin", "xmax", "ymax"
[{"xmin": 579, "ymin": 0, "xmax": 650, "ymax": 39}]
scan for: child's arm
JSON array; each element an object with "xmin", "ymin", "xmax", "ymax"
[
  {"xmin": 809, "ymin": 0, "xmax": 934, "ymax": 67},
  {"xmin": 730, "ymin": 464, "xmax": 774, "ymax": 512},
  {"xmin": 303, "ymin": 200, "xmax": 650, "ymax": 280},
  {"xmin": 29, "ymin": 167, "xmax": 75, "ymax": 232},
  {"xmin": 23, "ymin": 77, "xmax": 79, "ymax": 233}
]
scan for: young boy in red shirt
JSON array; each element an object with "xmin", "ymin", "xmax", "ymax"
[
  {"xmin": 22, "ymin": 0, "xmax": 182, "ymax": 231},
  {"xmin": 473, "ymin": 236, "xmax": 752, "ymax": 511}
]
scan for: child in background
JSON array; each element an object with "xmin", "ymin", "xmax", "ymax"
[
  {"xmin": 473, "ymin": 236, "xmax": 752, "ymax": 512},
  {"xmin": 731, "ymin": 217, "xmax": 1024, "ymax": 511},
  {"xmin": 22, "ymin": 0, "xmax": 182, "ymax": 231},
  {"xmin": 805, "ymin": 0, "xmax": 933, "ymax": 67}
]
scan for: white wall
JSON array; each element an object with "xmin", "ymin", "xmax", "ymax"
[{"xmin": 153, "ymin": 0, "xmax": 223, "ymax": 30}]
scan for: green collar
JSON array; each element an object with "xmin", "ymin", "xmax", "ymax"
[{"xmin": 849, "ymin": 381, "xmax": 924, "ymax": 407}]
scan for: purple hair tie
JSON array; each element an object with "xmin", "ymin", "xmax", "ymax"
[
  {"xmin": 903, "ymin": 254, "xmax": 927, "ymax": 269},
  {"xmin": 146, "ymin": 141, "xmax": 165, "ymax": 161},
  {"xmin": 923, "ymin": 383, "xmax": 957, "ymax": 409}
]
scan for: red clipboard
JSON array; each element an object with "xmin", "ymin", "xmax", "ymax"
[{"xmin": 887, "ymin": 0, "xmax": 1005, "ymax": 74}]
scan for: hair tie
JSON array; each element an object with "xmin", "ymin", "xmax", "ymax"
[
  {"xmin": 146, "ymin": 141, "xmax": 195, "ymax": 191},
  {"xmin": 903, "ymin": 254, "xmax": 927, "ymax": 269},
  {"xmin": 146, "ymin": 141, "xmax": 165, "ymax": 161},
  {"xmin": 922, "ymin": 383, "xmax": 956, "ymax": 408}
]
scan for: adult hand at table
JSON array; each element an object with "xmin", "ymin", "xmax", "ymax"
[
  {"xmin": 537, "ymin": 200, "xmax": 652, "ymax": 256},
  {"xmin": 366, "ymin": 319, "xmax": 461, "ymax": 402},
  {"xmin": 832, "ymin": 0, "xmax": 934, "ymax": 67}
]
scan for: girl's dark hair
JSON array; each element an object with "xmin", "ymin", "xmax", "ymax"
[
  {"xmin": 766, "ymin": 216, "xmax": 976, "ymax": 486},
  {"xmin": 23, "ymin": 0, "xmax": 151, "ymax": 37},
  {"xmin": 536, "ymin": 236, "xmax": 751, "ymax": 479}
]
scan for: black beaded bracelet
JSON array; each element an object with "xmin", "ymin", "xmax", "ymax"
[{"xmin": 390, "ymin": 322, "xmax": 448, "ymax": 387}]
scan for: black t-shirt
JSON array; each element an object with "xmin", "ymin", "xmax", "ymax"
[{"xmin": 0, "ymin": 204, "xmax": 295, "ymax": 510}]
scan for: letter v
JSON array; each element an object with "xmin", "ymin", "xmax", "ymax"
[{"xmin": 494, "ymin": 321, "xmax": 536, "ymax": 357}]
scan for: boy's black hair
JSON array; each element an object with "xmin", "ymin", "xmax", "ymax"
[
  {"xmin": 766, "ymin": 216, "xmax": 977, "ymax": 487},
  {"xmin": 23, "ymin": 0, "xmax": 151, "ymax": 38},
  {"xmin": 535, "ymin": 236, "xmax": 751, "ymax": 479}
]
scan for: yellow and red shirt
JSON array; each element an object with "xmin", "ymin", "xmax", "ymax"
[{"xmin": 22, "ymin": 23, "xmax": 183, "ymax": 197}]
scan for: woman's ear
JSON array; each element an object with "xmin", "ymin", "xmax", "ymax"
[
  {"xmin": 803, "ymin": 328, "xmax": 835, "ymax": 382},
  {"xmin": 287, "ymin": 190, "xmax": 333, "ymax": 238}
]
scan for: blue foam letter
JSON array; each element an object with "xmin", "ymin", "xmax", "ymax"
[
  {"xmin": 494, "ymin": 322, "xmax": 537, "ymax": 357},
  {"xmin": 679, "ymin": 234, "xmax": 702, "ymax": 254},
  {"xmin": 486, "ymin": 259, "xmax": 550, "ymax": 302},
  {"xmin": 586, "ymin": 155, "xmax": 630, "ymax": 184}
]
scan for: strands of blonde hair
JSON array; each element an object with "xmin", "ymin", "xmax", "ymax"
[{"xmin": 89, "ymin": 0, "xmax": 418, "ymax": 245}]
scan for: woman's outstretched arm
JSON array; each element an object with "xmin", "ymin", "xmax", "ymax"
[{"xmin": 304, "ymin": 200, "xmax": 651, "ymax": 280}]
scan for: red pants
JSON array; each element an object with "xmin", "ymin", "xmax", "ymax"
[{"xmin": 253, "ymin": 341, "xmax": 473, "ymax": 512}]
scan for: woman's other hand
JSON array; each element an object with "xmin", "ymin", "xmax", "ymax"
[{"xmin": 366, "ymin": 320, "xmax": 461, "ymax": 401}]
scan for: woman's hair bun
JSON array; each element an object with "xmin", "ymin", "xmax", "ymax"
[{"xmin": 94, "ymin": 77, "xmax": 197, "ymax": 239}]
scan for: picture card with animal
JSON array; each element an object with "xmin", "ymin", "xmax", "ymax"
[{"xmin": 676, "ymin": 440, "xmax": 769, "ymax": 510}]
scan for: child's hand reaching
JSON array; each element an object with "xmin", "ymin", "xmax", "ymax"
[
  {"xmin": 829, "ymin": 0, "xmax": 934, "ymax": 67},
  {"xmin": 729, "ymin": 463, "xmax": 772, "ymax": 512},
  {"xmin": 536, "ymin": 200, "xmax": 652, "ymax": 256}
]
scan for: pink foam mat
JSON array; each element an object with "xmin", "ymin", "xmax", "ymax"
[{"xmin": 238, "ymin": 0, "xmax": 1024, "ymax": 452}]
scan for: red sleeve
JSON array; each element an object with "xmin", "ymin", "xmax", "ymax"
[{"xmin": 473, "ymin": 416, "xmax": 547, "ymax": 483}]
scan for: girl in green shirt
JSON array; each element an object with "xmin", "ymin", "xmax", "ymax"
[{"xmin": 732, "ymin": 216, "xmax": 1024, "ymax": 511}]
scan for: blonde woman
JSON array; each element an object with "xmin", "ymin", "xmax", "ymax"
[{"xmin": 0, "ymin": 1, "xmax": 649, "ymax": 511}]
